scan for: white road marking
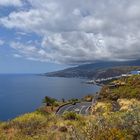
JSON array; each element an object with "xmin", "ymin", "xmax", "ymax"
[
  {"xmin": 57, "ymin": 105, "xmax": 71, "ymax": 114},
  {"xmin": 65, "ymin": 105, "xmax": 74, "ymax": 112},
  {"xmin": 79, "ymin": 106, "xmax": 87, "ymax": 114},
  {"xmin": 57, "ymin": 102, "xmax": 93, "ymax": 115},
  {"xmin": 85, "ymin": 106, "xmax": 91, "ymax": 114},
  {"xmin": 74, "ymin": 108, "xmax": 80, "ymax": 112}
]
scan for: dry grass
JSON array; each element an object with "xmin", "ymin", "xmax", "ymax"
[{"xmin": 0, "ymin": 99, "xmax": 140, "ymax": 140}]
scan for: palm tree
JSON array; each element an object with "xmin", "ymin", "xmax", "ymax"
[{"xmin": 43, "ymin": 96, "xmax": 57, "ymax": 111}]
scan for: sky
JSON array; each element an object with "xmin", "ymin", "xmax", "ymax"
[{"xmin": 0, "ymin": 0, "xmax": 140, "ymax": 73}]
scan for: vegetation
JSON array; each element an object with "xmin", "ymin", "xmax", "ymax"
[
  {"xmin": 0, "ymin": 75, "xmax": 140, "ymax": 139},
  {"xmin": 42, "ymin": 96, "xmax": 58, "ymax": 111},
  {"xmin": 0, "ymin": 99, "xmax": 140, "ymax": 140},
  {"xmin": 99, "ymin": 75, "xmax": 140, "ymax": 101},
  {"xmin": 68, "ymin": 98, "xmax": 79, "ymax": 105},
  {"xmin": 46, "ymin": 63, "xmax": 140, "ymax": 79},
  {"xmin": 43, "ymin": 96, "xmax": 57, "ymax": 106},
  {"xmin": 82, "ymin": 94, "xmax": 93, "ymax": 102},
  {"xmin": 62, "ymin": 112, "xmax": 81, "ymax": 120}
]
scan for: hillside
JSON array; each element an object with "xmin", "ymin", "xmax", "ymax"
[
  {"xmin": 0, "ymin": 75, "xmax": 140, "ymax": 140},
  {"xmin": 45, "ymin": 60, "xmax": 140, "ymax": 79},
  {"xmin": 99, "ymin": 75, "xmax": 140, "ymax": 100}
]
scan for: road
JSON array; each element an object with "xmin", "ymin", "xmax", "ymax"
[
  {"xmin": 56, "ymin": 102, "xmax": 92, "ymax": 115},
  {"xmin": 56, "ymin": 93, "xmax": 99, "ymax": 115}
]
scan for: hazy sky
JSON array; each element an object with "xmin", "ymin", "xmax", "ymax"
[{"xmin": 0, "ymin": 0, "xmax": 140, "ymax": 73}]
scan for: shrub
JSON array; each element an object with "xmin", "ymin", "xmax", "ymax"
[
  {"xmin": 82, "ymin": 95, "xmax": 93, "ymax": 102},
  {"xmin": 58, "ymin": 126, "xmax": 68, "ymax": 132},
  {"xmin": 62, "ymin": 112, "xmax": 80, "ymax": 120}
]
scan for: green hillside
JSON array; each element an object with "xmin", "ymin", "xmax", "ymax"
[{"xmin": 99, "ymin": 75, "xmax": 140, "ymax": 100}]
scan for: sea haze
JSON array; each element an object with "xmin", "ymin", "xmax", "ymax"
[{"xmin": 0, "ymin": 74, "xmax": 100, "ymax": 121}]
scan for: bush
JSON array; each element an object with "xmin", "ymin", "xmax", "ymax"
[
  {"xmin": 82, "ymin": 95, "xmax": 93, "ymax": 102},
  {"xmin": 62, "ymin": 112, "xmax": 80, "ymax": 120},
  {"xmin": 58, "ymin": 126, "xmax": 68, "ymax": 132}
]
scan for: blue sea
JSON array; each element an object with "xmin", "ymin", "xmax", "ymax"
[{"xmin": 0, "ymin": 74, "xmax": 100, "ymax": 121}]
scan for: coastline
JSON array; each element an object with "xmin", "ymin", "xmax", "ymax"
[{"xmin": 0, "ymin": 75, "xmax": 100, "ymax": 121}]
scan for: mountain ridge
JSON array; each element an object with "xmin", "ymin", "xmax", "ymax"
[{"xmin": 45, "ymin": 60, "xmax": 140, "ymax": 79}]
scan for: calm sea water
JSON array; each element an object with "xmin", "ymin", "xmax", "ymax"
[{"xmin": 0, "ymin": 74, "xmax": 100, "ymax": 121}]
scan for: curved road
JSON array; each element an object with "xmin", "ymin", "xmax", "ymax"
[
  {"xmin": 56, "ymin": 102, "xmax": 92, "ymax": 115},
  {"xmin": 56, "ymin": 93, "xmax": 99, "ymax": 115}
]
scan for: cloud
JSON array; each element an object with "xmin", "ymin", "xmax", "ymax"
[
  {"xmin": 1, "ymin": 0, "xmax": 140, "ymax": 64},
  {"xmin": 13, "ymin": 54, "xmax": 22, "ymax": 58},
  {"xmin": 0, "ymin": 0, "xmax": 22, "ymax": 7},
  {"xmin": 0, "ymin": 39, "xmax": 4, "ymax": 46},
  {"xmin": 10, "ymin": 42, "xmax": 54, "ymax": 62}
]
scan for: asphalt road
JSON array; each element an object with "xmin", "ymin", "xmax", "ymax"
[{"xmin": 56, "ymin": 102, "xmax": 92, "ymax": 115}]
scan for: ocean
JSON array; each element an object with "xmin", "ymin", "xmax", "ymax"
[{"xmin": 0, "ymin": 74, "xmax": 100, "ymax": 121}]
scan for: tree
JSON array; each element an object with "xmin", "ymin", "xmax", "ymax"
[
  {"xmin": 43, "ymin": 96, "xmax": 56, "ymax": 108},
  {"xmin": 62, "ymin": 98, "xmax": 65, "ymax": 103}
]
